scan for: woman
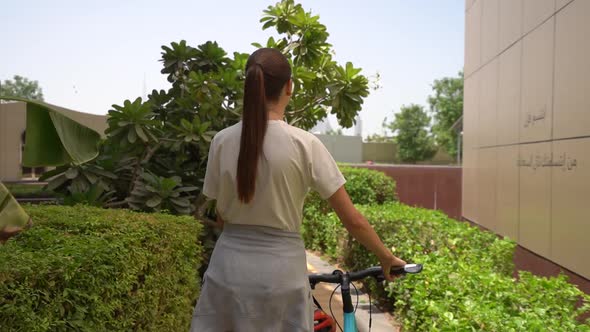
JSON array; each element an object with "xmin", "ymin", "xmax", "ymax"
[{"xmin": 190, "ymin": 48, "xmax": 406, "ymax": 331}]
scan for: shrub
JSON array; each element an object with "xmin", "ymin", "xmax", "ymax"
[
  {"xmin": 387, "ymin": 261, "xmax": 590, "ymax": 331},
  {"xmin": 338, "ymin": 166, "xmax": 397, "ymax": 205},
  {"xmin": 346, "ymin": 204, "xmax": 515, "ymax": 275},
  {"xmin": 304, "ymin": 202, "xmax": 590, "ymax": 331},
  {"xmin": 302, "ymin": 166, "xmax": 396, "ymax": 253},
  {"xmin": 0, "ymin": 205, "xmax": 204, "ymax": 332},
  {"xmin": 4, "ymin": 183, "xmax": 55, "ymax": 199}
]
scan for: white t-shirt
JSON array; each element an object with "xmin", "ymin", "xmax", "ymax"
[{"xmin": 202, "ymin": 120, "xmax": 346, "ymax": 232}]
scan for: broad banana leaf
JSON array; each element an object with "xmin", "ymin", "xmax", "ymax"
[
  {"xmin": 0, "ymin": 182, "xmax": 31, "ymax": 243},
  {"xmin": 0, "ymin": 97, "xmax": 103, "ymax": 243},
  {"xmin": 0, "ymin": 96, "xmax": 102, "ymax": 166}
]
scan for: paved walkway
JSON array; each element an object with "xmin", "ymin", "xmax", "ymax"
[{"xmin": 306, "ymin": 251, "xmax": 401, "ymax": 332}]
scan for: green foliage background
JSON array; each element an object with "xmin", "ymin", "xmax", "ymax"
[
  {"xmin": 428, "ymin": 71, "xmax": 463, "ymax": 158},
  {"xmin": 302, "ymin": 168, "xmax": 590, "ymax": 331},
  {"xmin": 305, "ymin": 204, "xmax": 590, "ymax": 331},
  {"xmin": 0, "ymin": 75, "xmax": 44, "ymax": 101},
  {"xmin": 301, "ymin": 165, "xmax": 397, "ymax": 253},
  {"xmin": 389, "ymin": 104, "xmax": 437, "ymax": 163}
]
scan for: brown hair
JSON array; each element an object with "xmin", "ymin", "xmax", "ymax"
[{"xmin": 237, "ymin": 48, "xmax": 291, "ymax": 203}]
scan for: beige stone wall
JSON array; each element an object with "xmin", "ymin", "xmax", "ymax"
[
  {"xmin": 463, "ymin": 0, "xmax": 589, "ymax": 278},
  {"xmin": 0, "ymin": 102, "xmax": 27, "ymax": 181},
  {"xmin": 315, "ymin": 134, "xmax": 364, "ymax": 163},
  {"xmin": 362, "ymin": 142, "xmax": 456, "ymax": 165},
  {"xmin": 363, "ymin": 142, "xmax": 398, "ymax": 163}
]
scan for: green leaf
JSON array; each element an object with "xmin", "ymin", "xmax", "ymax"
[
  {"xmin": 38, "ymin": 166, "xmax": 68, "ymax": 181},
  {"xmin": 262, "ymin": 20, "xmax": 275, "ymax": 30},
  {"xmin": 145, "ymin": 196, "xmax": 162, "ymax": 208},
  {"xmin": 0, "ymin": 182, "xmax": 30, "ymax": 236},
  {"xmin": 65, "ymin": 167, "xmax": 79, "ymax": 179},
  {"xmin": 45, "ymin": 175, "xmax": 69, "ymax": 191},
  {"xmin": 127, "ymin": 127, "xmax": 137, "ymax": 143},
  {"xmin": 0, "ymin": 98, "xmax": 103, "ymax": 167},
  {"xmin": 135, "ymin": 125, "xmax": 148, "ymax": 142},
  {"xmin": 180, "ymin": 118, "xmax": 192, "ymax": 130},
  {"xmin": 170, "ymin": 197, "xmax": 190, "ymax": 207},
  {"xmin": 177, "ymin": 186, "xmax": 199, "ymax": 192}
]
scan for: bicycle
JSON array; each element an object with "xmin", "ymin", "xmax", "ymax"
[{"xmin": 309, "ymin": 264, "xmax": 423, "ymax": 332}]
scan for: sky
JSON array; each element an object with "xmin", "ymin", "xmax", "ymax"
[{"xmin": 0, "ymin": 0, "xmax": 465, "ymax": 137}]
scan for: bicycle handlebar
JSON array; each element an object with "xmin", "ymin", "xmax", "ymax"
[
  {"xmin": 308, "ymin": 264, "xmax": 423, "ymax": 322},
  {"xmin": 308, "ymin": 264, "xmax": 423, "ymax": 286}
]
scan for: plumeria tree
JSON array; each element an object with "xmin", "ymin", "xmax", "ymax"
[{"xmin": 41, "ymin": 0, "xmax": 372, "ymax": 218}]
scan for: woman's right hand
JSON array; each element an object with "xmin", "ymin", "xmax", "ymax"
[{"xmin": 379, "ymin": 253, "xmax": 407, "ymax": 282}]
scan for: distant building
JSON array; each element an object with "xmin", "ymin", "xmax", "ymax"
[
  {"xmin": 0, "ymin": 101, "xmax": 107, "ymax": 181},
  {"xmin": 354, "ymin": 115, "xmax": 362, "ymax": 137},
  {"xmin": 309, "ymin": 117, "xmax": 333, "ymax": 135}
]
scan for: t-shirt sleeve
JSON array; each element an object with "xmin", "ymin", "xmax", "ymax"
[
  {"xmin": 202, "ymin": 136, "xmax": 219, "ymax": 200},
  {"xmin": 309, "ymin": 137, "xmax": 346, "ymax": 199}
]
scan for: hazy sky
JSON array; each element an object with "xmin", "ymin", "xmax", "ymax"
[{"xmin": 0, "ymin": 0, "xmax": 464, "ymax": 136}]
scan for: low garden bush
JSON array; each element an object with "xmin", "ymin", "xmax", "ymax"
[
  {"xmin": 0, "ymin": 205, "xmax": 204, "ymax": 332},
  {"xmin": 4, "ymin": 183, "xmax": 55, "ymax": 199},
  {"xmin": 302, "ymin": 166, "xmax": 396, "ymax": 251},
  {"xmin": 303, "ymin": 201, "xmax": 590, "ymax": 331}
]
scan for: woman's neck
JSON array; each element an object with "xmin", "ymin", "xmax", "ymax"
[{"xmin": 267, "ymin": 105, "xmax": 285, "ymax": 121}]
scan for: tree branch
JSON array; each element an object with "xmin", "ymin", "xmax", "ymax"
[
  {"xmin": 292, "ymin": 95, "xmax": 329, "ymax": 115},
  {"xmin": 127, "ymin": 141, "xmax": 163, "ymax": 194}
]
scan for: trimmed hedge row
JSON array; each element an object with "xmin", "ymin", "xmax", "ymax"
[
  {"xmin": 0, "ymin": 205, "xmax": 204, "ymax": 332},
  {"xmin": 302, "ymin": 166, "xmax": 396, "ymax": 251},
  {"xmin": 4, "ymin": 183, "xmax": 55, "ymax": 199},
  {"xmin": 304, "ymin": 166, "xmax": 396, "ymax": 213},
  {"xmin": 302, "ymin": 166, "xmax": 590, "ymax": 331}
]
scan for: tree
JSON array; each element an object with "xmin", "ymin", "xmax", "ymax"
[
  {"xmin": 428, "ymin": 71, "xmax": 463, "ymax": 158},
  {"xmin": 0, "ymin": 75, "xmax": 44, "ymax": 101},
  {"xmin": 325, "ymin": 128, "xmax": 343, "ymax": 135},
  {"xmin": 389, "ymin": 104, "xmax": 436, "ymax": 163},
  {"xmin": 41, "ymin": 0, "xmax": 371, "ymax": 218},
  {"xmin": 364, "ymin": 133, "xmax": 392, "ymax": 142},
  {"xmin": 365, "ymin": 132, "xmax": 394, "ymax": 143},
  {"xmin": 365, "ymin": 117, "xmax": 393, "ymax": 142}
]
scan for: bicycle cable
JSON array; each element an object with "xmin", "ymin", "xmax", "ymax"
[
  {"xmin": 351, "ymin": 281, "xmax": 372, "ymax": 331},
  {"xmin": 368, "ymin": 290, "xmax": 372, "ymax": 332},
  {"xmin": 329, "ymin": 284, "xmax": 344, "ymax": 332},
  {"xmin": 327, "ymin": 281, "xmax": 361, "ymax": 332},
  {"xmin": 351, "ymin": 281, "xmax": 360, "ymax": 312}
]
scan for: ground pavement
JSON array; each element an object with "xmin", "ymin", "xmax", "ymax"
[{"xmin": 306, "ymin": 251, "xmax": 401, "ymax": 332}]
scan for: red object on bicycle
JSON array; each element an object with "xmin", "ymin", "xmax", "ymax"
[{"xmin": 313, "ymin": 308, "xmax": 336, "ymax": 332}]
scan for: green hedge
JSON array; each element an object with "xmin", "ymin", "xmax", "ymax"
[
  {"xmin": 0, "ymin": 205, "xmax": 204, "ymax": 332},
  {"xmin": 302, "ymin": 166, "xmax": 396, "ymax": 252},
  {"xmin": 304, "ymin": 202, "xmax": 590, "ymax": 331},
  {"xmin": 4, "ymin": 183, "xmax": 55, "ymax": 198}
]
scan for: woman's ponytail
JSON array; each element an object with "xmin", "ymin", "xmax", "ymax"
[{"xmin": 237, "ymin": 63, "xmax": 268, "ymax": 203}]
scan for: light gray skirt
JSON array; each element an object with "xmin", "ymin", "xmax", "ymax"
[{"xmin": 190, "ymin": 224, "xmax": 313, "ymax": 332}]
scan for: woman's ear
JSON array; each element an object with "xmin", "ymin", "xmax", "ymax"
[{"xmin": 285, "ymin": 78, "xmax": 293, "ymax": 96}]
